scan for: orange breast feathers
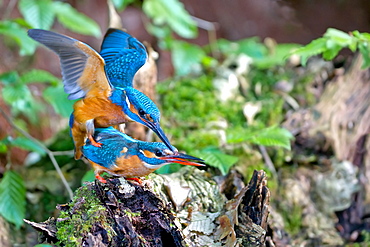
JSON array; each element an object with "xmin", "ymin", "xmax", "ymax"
[
  {"xmin": 89, "ymin": 154, "xmax": 157, "ymax": 178},
  {"xmin": 72, "ymin": 97, "xmax": 129, "ymax": 128}
]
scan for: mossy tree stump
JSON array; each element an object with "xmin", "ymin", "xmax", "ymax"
[{"xmin": 26, "ymin": 168, "xmax": 270, "ymax": 246}]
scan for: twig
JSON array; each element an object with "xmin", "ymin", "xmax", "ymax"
[
  {"xmin": 191, "ymin": 16, "xmax": 219, "ymax": 58},
  {"xmin": 52, "ymin": 150, "xmax": 74, "ymax": 156},
  {"xmin": 258, "ymin": 145, "xmax": 277, "ymax": 178},
  {"xmin": 0, "ymin": 108, "xmax": 73, "ymax": 200}
]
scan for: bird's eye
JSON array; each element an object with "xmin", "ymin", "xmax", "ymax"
[
  {"xmin": 155, "ymin": 150, "xmax": 163, "ymax": 157},
  {"xmin": 138, "ymin": 109, "xmax": 146, "ymax": 116}
]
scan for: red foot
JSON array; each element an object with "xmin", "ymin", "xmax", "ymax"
[
  {"xmin": 126, "ymin": 177, "xmax": 142, "ymax": 184},
  {"xmin": 89, "ymin": 135, "xmax": 102, "ymax": 147},
  {"xmin": 95, "ymin": 174, "xmax": 107, "ymax": 183}
]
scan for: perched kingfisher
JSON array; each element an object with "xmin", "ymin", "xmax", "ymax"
[
  {"xmin": 82, "ymin": 127, "xmax": 206, "ymax": 183},
  {"xmin": 28, "ymin": 29, "xmax": 174, "ymax": 159}
]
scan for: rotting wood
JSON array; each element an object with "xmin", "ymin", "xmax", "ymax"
[{"xmin": 25, "ymin": 168, "xmax": 270, "ymax": 247}]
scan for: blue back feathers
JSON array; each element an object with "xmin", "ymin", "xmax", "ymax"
[
  {"xmin": 100, "ymin": 29, "xmax": 147, "ymax": 88},
  {"xmin": 82, "ymin": 127, "xmax": 138, "ymax": 169},
  {"xmin": 82, "ymin": 127, "xmax": 173, "ymax": 168}
]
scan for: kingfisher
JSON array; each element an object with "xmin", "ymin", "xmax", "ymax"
[
  {"xmin": 82, "ymin": 127, "xmax": 206, "ymax": 183},
  {"xmin": 28, "ymin": 29, "xmax": 174, "ymax": 159}
]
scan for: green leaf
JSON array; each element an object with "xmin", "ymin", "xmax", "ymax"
[
  {"xmin": 43, "ymin": 85, "xmax": 75, "ymax": 117},
  {"xmin": 52, "ymin": 2, "xmax": 101, "ymax": 37},
  {"xmin": 322, "ymin": 42, "xmax": 342, "ymax": 61},
  {"xmin": 254, "ymin": 43, "xmax": 301, "ymax": 69},
  {"xmin": 171, "ymin": 41, "xmax": 206, "ymax": 76},
  {"xmin": 0, "ymin": 20, "xmax": 37, "ymax": 55},
  {"xmin": 18, "ymin": 0, "xmax": 55, "ymax": 30},
  {"xmin": 292, "ymin": 37, "xmax": 327, "ymax": 66},
  {"xmin": 34, "ymin": 245, "xmax": 53, "ymax": 247},
  {"xmin": 10, "ymin": 137, "xmax": 46, "ymax": 155},
  {"xmin": 112, "ymin": 0, "xmax": 135, "ymax": 10},
  {"xmin": 248, "ymin": 127, "xmax": 293, "ymax": 150},
  {"xmin": 143, "ymin": 0, "xmax": 197, "ymax": 38},
  {"xmin": 0, "ymin": 71, "xmax": 20, "ymax": 85},
  {"xmin": 81, "ymin": 170, "xmax": 95, "ymax": 185},
  {"xmin": 0, "ymin": 140, "xmax": 8, "ymax": 153},
  {"xmin": 324, "ymin": 28, "xmax": 352, "ymax": 45},
  {"xmin": 0, "ymin": 171, "xmax": 26, "ymax": 228},
  {"xmin": 227, "ymin": 126, "xmax": 293, "ymax": 150},
  {"xmin": 19, "ymin": 69, "xmax": 60, "ymax": 85},
  {"xmin": 358, "ymin": 42, "xmax": 370, "ymax": 69},
  {"xmin": 2, "ymin": 83, "xmax": 31, "ymax": 105},
  {"xmin": 192, "ymin": 148, "xmax": 239, "ymax": 175}
]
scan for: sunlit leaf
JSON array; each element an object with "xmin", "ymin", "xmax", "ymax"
[
  {"xmin": 171, "ymin": 40, "xmax": 206, "ymax": 76},
  {"xmin": 192, "ymin": 148, "xmax": 238, "ymax": 175},
  {"xmin": 227, "ymin": 126, "xmax": 293, "ymax": 150},
  {"xmin": 10, "ymin": 136, "xmax": 46, "ymax": 155},
  {"xmin": 143, "ymin": 0, "xmax": 197, "ymax": 38},
  {"xmin": 52, "ymin": 2, "xmax": 101, "ymax": 37},
  {"xmin": 324, "ymin": 28, "xmax": 352, "ymax": 45},
  {"xmin": 18, "ymin": 0, "xmax": 55, "ymax": 30},
  {"xmin": 43, "ymin": 85, "xmax": 75, "ymax": 117},
  {"xmin": 322, "ymin": 42, "xmax": 342, "ymax": 61},
  {"xmin": 0, "ymin": 171, "xmax": 26, "ymax": 228},
  {"xmin": 292, "ymin": 37, "xmax": 327, "ymax": 66},
  {"xmin": 2, "ymin": 83, "xmax": 31, "ymax": 105},
  {"xmin": 0, "ymin": 20, "xmax": 37, "ymax": 55},
  {"xmin": 20, "ymin": 69, "xmax": 60, "ymax": 85}
]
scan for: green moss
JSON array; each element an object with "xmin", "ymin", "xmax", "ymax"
[
  {"xmin": 122, "ymin": 209, "xmax": 141, "ymax": 217},
  {"xmin": 56, "ymin": 186, "xmax": 114, "ymax": 246},
  {"xmin": 281, "ymin": 204, "xmax": 303, "ymax": 236}
]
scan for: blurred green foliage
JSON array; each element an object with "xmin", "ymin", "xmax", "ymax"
[
  {"xmin": 0, "ymin": 171, "xmax": 26, "ymax": 228},
  {"xmin": 293, "ymin": 28, "xmax": 370, "ymax": 68}
]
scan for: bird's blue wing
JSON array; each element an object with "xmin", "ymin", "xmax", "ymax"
[
  {"xmin": 28, "ymin": 29, "xmax": 112, "ymax": 100},
  {"xmin": 100, "ymin": 28, "xmax": 148, "ymax": 88},
  {"xmin": 82, "ymin": 127, "xmax": 138, "ymax": 169}
]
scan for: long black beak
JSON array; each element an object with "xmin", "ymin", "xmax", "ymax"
[
  {"xmin": 159, "ymin": 152, "xmax": 207, "ymax": 167},
  {"xmin": 149, "ymin": 122, "xmax": 176, "ymax": 152}
]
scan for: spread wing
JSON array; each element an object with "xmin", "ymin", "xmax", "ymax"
[
  {"xmin": 28, "ymin": 29, "xmax": 112, "ymax": 100},
  {"xmin": 82, "ymin": 127, "xmax": 138, "ymax": 168},
  {"xmin": 100, "ymin": 28, "xmax": 148, "ymax": 88}
]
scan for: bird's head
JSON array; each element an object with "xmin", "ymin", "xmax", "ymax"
[
  {"xmin": 116, "ymin": 87, "xmax": 175, "ymax": 152},
  {"xmin": 136, "ymin": 142, "xmax": 206, "ymax": 169}
]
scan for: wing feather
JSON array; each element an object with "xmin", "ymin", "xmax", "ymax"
[
  {"xmin": 100, "ymin": 28, "xmax": 148, "ymax": 88},
  {"xmin": 28, "ymin": 29, "xmax": 111, "ymax": 100}
]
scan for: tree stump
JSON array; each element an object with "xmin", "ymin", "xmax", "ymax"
[{"xmin": 25, "ymin": 168, "xmax": 270, "ymax": 246}]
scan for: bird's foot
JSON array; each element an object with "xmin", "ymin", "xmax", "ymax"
[
  {"xmin": 95, "ymin": 174, "xmax": 107, "ymax": 183},
  {"xmin": 126, "ymin": 177, "xmax": 142, "ymax": 184},
  {"xmin": 88, "ymin": 135, "xmax": 102, "ymax": 147}
]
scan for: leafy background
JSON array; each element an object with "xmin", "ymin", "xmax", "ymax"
[{"xmin": 0, "ymin": 0, "xmax": 370, "ymax": 245}]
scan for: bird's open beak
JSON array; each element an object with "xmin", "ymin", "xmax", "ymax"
[
  {"xmin": 159, "ymin": 152, "xmax": 206, "ymax": 167},
  {"xmin": 149, "ymin": 122, "xmax": 176, "ymax": 153}
]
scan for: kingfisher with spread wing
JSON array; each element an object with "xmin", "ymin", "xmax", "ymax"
[
  {"xmin": 28, "ymin": 29, "xmax": 174, "ymax": 159},
  {"xmin": 82, "ymin": 127, "xmax": 205, "ymax": 183}
]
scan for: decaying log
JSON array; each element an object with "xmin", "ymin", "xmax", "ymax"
[
  {"xmin": 25, "ymin": 168, "xmax": 270, "ymax": 246},
  {"xmin": 283, "ymin": 54, "xmax": 370, "ymax": 242}
]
